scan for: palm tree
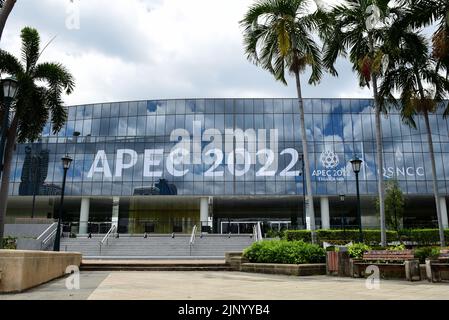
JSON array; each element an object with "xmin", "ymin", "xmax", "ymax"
[
  {"xmin": 408, "ymin": 0, "xmax": 449, "ymax": 74},
  {"xmin": 322, "ymin": 0, "xmax": 397, "ymax": 246},
  {"xmin": 0, "ymin": 0, "xmax": 17, "ymax": 41},
  {"xmin": 240, "ymin": 0, "xmax": 327, "ymax": 238},
  {"xmin": 380, "ymin": 28, "xmax": 449, "ymax": 247},
  {"xmin": 0, "ymin": 27, "xmax": 74, "ymax": 248}
]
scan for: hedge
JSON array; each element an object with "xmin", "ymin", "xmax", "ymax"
[
  {"xmin": 283, "ymin": 229, "xmax": 449, "ymax": 245},
  {"xmin": 243, "ymin": 240, "xmax": 326, "ymax": 264}
]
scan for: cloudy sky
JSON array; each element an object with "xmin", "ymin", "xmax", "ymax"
[{"xmin": 2, "ymin": 0, "xmax": 373, "ymax": 106}]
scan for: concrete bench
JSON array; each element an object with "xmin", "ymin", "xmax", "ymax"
[
  {"xmin": 0, "ymin": 250, "xmax": 82, "ymax": 293},
  {"xmin": 425, "ymin": 249, "xmax": 449, "ymax": 283},
  {"xmin": 350, "ymin": 250, "xmax": 420, "ymax": 281}
]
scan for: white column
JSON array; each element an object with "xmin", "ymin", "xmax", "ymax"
[
  {"xmin": 320, "ymin": 197, "xmax": 330, "ymax": 230},
  {"xmin": 200, "ymin": 197, "xmax": 210, "ymax": 232},
  {"xmin": 112, "ymin": 197, "xmax": 120, "ymax": 229},
  {"xmin": 79, "ymin": 198, "xmax": 90, "ymax": 234},
  {"xmin": 439, "ymin": 197, "xmax": 448, "ymax": 229}
]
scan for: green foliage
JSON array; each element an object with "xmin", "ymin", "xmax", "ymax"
[
  {"xmin": 414, "ymin": 247, "xmax": 441, "ymax": 263},
  {"xmin": 243, "ymin": 240, "xmax": 326, "ymax": 264},
  {"xmin": 265, "ymin": 229, "xmax": 284, "ymax": 239},
  {"xmin": 283, "ymin": 230, "xmax": 312, "ymax": 242},
  {"xmin": 348, "ymin": 243, "xmax": 371, "ymax": 259},
  {"xmin": 283, "ymin": 229, "xmax": 449, "ymax": 246},
  {"xmin": 1, "ymin": 236, "xmax": 16, "ymax": 249},
  {"xmin": 388, "ymin": 244, "xmax": 406, "ymax": 251},
  {"xmin": 0, "ymin": 27, "xmax": 75, "ymax": 143},
  {"xmin": 399, "ymin": 229, "xmax": 449, "ymax": 246},
  {"xmin": 376, "ymin": 180, "xmax": 405, "ymax": 231}
]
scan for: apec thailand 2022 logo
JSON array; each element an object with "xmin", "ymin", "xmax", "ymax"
[{"xmin": 313, "ymin": 150, "xmax": 347, "ymax": 181}]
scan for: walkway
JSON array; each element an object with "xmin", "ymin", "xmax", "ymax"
[{"xmin": 1, "ymin": 272, "xmax": 448, "ymax": 300}]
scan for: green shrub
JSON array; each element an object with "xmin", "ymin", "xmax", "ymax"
[
  {"xmin": 283, "ymin": 229, "xmax": 449, "ymax": 246},
  {"xmin": 1, "ymin": 236, "xmax": 17, "ymax": 250},
  {"xmin": 283, "ymin": 230, "xmax": 312, "ymax": 242},
  {"xmin": 265, "ymin": 229, "xmax": 283, "ymax": 239},
  {"xmin": 348, "ymin": 243, "xmax": 371, "ymax": 259},
  {"xmin": 317, "ymin": 229, "xmax": 398, "ymax": 244},
  {"xmin": 398, "ymin": 229, "xmax": 449, "ymax": 246},
  {"xmin": 243, "ymin": 240, "xmax": 325, "ymax": 264},
  {"xmin": 388, "ymin": 244, "xmax": 406, "ymax": 251},
  {"xmin": 414, "ymin": 247, "xmax": 441, "ymax": 263}
]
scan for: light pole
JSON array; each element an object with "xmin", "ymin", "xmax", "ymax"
[
  {"xmin": 53, "ymin": 154, "xmax": 72, "ymax": 252},
  {"xmin": 30, "ymin": 153, "xmax": 42, "ymax": 219},
  {"xmin": 0, "ymin": 77, "xmax": 18, "ymax": 179},
  {"xmin": 351, "ymin": 155, "xmax": 363, "ymax": 243}
]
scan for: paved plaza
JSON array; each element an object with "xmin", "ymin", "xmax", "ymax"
[{"xmin": 1, "ymin": 271, "xmax": 449, "ymax": 300}]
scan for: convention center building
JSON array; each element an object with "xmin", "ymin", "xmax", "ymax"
[{"xmin": 5, "ymin": 98, "xmax": 449, "ymax": 234}]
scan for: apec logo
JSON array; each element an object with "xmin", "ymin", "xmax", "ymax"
[
  {"xmin": 313, "ymin": 150, "xmax": 347, "ymax": 181},
  {"xmin": 320, "ymin": 150, "xmax": 339, "ymax": 169}
]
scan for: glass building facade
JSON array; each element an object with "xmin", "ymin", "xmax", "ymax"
[{"xmin": 6, "ymin": 98, "xmax": 449, "ymax": 233}]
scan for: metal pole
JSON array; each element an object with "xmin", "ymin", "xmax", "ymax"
[
  {"xmin": 355, "ymin": 172, "xmax": 363, "ymax": 243},
  {"xmin": 0, "ymin": 99, "xmax": 11, "ymax": 178},
  {"xmin": 53, "ymin": 166, "xmax": 68, "ymax": 252},
  {"xmin": 31, "ymin": 155, "xmax": 40, "ymax": 219}
]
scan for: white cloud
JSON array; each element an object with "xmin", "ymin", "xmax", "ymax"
[{"xmin": 1, "ymin": 0, "xmax": 376, "ymax": 105}]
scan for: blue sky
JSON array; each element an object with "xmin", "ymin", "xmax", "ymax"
[{"xmin": 1, "ymin": 0, "xmax": 383, "ymax": 105}]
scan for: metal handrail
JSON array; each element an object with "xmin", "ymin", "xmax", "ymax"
[
  {"xmin": 99, "ymin": 224, "xmax": 117, "ymax": 255},
  {"xmin": 37, "ymin": 222, "xmax": 58, "ymax": 241},
  {"xmin": 41, "ymin": 228, "xmax": 58, "ymax": 250},
  {"xmin": 253, "ymin": 222, "xmax": 263, "ymax": 242},
  {"xmin": 190, "ymin": 225, "xmax": 197, "ymax": 245},
  {"xmin": 189, "ymin": 225, "xmax": 197, "ymax": 256}
]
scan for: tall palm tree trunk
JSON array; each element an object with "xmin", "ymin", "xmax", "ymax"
[
  {"xmin": 294, "ymin": 71, "xmax": 316, "ymax": 239},
  {"xmin": 372, "ymin": 73, "xmax": 387, "ymax": 247},
  {"xmin": 423, "ymin": 110, "xmax": 446, "ymax": 246},
  {"xmin": 415, "ymin": 72, "xmax": 446, "ymax": 246},
  {"xmin": 0, "ymin": 117, "xmax": 17, "ymax": 249},
  {"xmin": 0, "ymin": 0, "xmax": 16, "ymax": 41}
]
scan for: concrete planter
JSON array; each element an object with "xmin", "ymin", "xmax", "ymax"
[
  {"xmin": 240, "ymin": 263, "xmax": 326, "ymax": 276},
  {"xmin": 225, "ymin": 251, "xmax": 326, "ymax": 276},
  {"xmin": 0, "ymin": 250, "xmax": 82, "ymax": 293}
]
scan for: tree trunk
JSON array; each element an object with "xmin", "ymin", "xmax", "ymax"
[
  {"xmin": 423, "ymin": 110, "xmax": 445, "ymax": 246},
  {"xmin": 372, "ymin": 73, "xmax": 387, "ymax": 247},
  {"xmin": 415, "ymin": 72, "xmax": 446, "ymax": 247},
  {"xmin": 0, "ymin": 0, "xmax": 17, "ymax": 42},
  {"xmin": 0, "ymin": 116, "xmax": 17, "ymax": 249},
  {"xmin": 294, "ymin": 70, "xmax": 316, "ymax": 238}
]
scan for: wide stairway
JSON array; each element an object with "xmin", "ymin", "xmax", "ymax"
[{"xmin": 60, "ymin": 234, "xmax": 254, "ymax": 260}]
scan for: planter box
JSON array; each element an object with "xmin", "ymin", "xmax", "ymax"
[
  {"xmin": 240, "ymin": 263, "xmax": 326, "ymax": 276},
  {"xmin": 0, "ymin": 250, "xmax": 82, "ymax": 293}
]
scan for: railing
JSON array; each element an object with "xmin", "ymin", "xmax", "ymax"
[
  {"xmin": 36, "ymin": 222, "xmax": 58, "ymax": 241},
  {"xmin": 40, "ymin": 225, "xmax": 59, "ymax": 250},
  {"xmin": 253, "ymin": 222, "xmax": 263, "ymax": 242},
  {"xmin": 189, "ymin": 225, "xmax": 197, "ymax": 256},
  {"xmin": 99, "ymin": 224, "xmax": 117, "ymax": 255}
]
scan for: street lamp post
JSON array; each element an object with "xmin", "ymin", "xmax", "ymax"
[
  {"xmin": 53, "ymin": 154, "xmax": 72, "ymax": 252},
  {"xmin": 350, "ymin": 155, "xmax": 363, "ymax": 243},
  {"xmin": 0, "ymin": 77, "xmax": 18, "ymax": 179},
  {"xmin": 30, "ymin": 154, "xmax": 42, "ymax": 219}
]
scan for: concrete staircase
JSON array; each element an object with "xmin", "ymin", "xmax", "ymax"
[{"xmin": 60, "ymin": 234, "xmax": 254, "ymax": 259}]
